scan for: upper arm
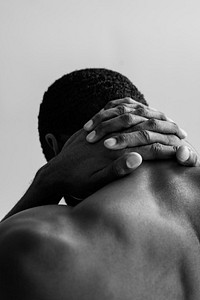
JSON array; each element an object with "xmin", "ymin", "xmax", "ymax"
[
  {"xmin": 0, "ymin": 217, "xmax": 46, "ymax": 300},
  {"xmin": 0, "ymin": 206, "xmax": 73, "ymax": 300}
]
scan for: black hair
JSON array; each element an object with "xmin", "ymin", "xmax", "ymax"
[{"xmin": 38, "ymin": 68, "xmax": 147, "ymax": 160}]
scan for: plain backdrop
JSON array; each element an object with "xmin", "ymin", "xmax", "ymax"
[{"xmin": 1, "ymin": 0, "xmax": 200, "ymax": 219}]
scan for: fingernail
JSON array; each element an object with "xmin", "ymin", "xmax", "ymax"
[
  {"xmin": 166, "ymin": 117, "xmax": 175, "ymax": 122},
  {"xmin": 126, "ymin": 153, "xmax": 142, "ymax": 168},
  {"xmin": 86, "ymin": 130, "xmax": 96, "ymax": 141},
  {"xmin": 178, "ymin": 146, "xmax": 190, "ymax": 161},
  {"xmin": 104, "ymin": 138, "xmax": 117, "ymax": 147},
  {"xmin": 180, "ymin": 128, "xmax": 187, "ymax": 138},
  {"xmin": 84, "ymin": 120, "xmax": 93, "ymax": 131}
]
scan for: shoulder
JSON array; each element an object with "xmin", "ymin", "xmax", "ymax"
[
  {"xmin": 0, "ymin": 205, "xmax": 76, "ymax": 300},
  {"xmin": 0, "ymin": 205, "xmax": 72, "ymax": 251},
  {"xmin": 0, "ymin": 204, "xmax": 76, "ymax": 255}
]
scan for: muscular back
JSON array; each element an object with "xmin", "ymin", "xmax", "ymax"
[{"xmin": 1, "ymin": 161, "xmax": 200, "ymax": 300}]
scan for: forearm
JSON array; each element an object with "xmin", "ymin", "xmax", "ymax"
[{"xmin": 1, "ymin": 163, "xmax": 63, "ymax": 222}]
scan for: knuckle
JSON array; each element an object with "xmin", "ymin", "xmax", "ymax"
[
  {"xmin": 117, "ymin": 104, "xmax": 126, "ymax": 115},
  {"xmin": 136, "ymin": 103, "xmax": 144, "ymax": 108},
  {"xmin": 173, "ymin": 145, "xmax": 178, "ymax": 151},
  {"xmin": 151, "ymin": 143, "xmax": 163, "ymax": 157},
  {"xmin": 124, "ymin": 97, "xmax": 133, "ymax": 102},
  {"xmin": 136, "ymin": 106, "xmax": 145, "ymax": 115},
  {"xmin": 139, "ymin": 130, "xmax": 150, "ymax": 143},
  {"xmin": 96, "ymin": 123, "xmax": 104, "ymax": 133},
  {"xmin": 121, "ymin": 113, "xmax": 133, "ymax": 126},
  {"xmin": 97, "ymin": 122, "xmax": 109, "ymax": 136},
  {"xmin": 94, "ymin": 111, "xmax": 103, "ymax": 123},
  {"xmin": 147, "ymin": 118, "xmax": 157, "ymax": 130},
  {"xmin": 105, "ymin": 100, "xmax": 115, "ymax": 109},
  {"xmin": 117, "ymin": 133, "xmax": 127, "ymax": 144},
  {"xmin": 113, "ymin": 162, "xmax": 126, "ymax": 177}
]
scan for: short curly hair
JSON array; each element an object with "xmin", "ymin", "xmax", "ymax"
[{"xmin": 38, "ymin": 68, "xmax": 148, "ymax": 160}]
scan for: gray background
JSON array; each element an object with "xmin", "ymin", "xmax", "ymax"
[{"xmin": 1, "ymin": 0, "xmax": 200, "ymax": 219}]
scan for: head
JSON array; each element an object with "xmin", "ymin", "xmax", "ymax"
[{"xmin": 38, "ymin": 68, "xmax": 148, "ymax": 161}]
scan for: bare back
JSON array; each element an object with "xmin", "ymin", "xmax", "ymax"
[
  {"xmin": 69, "ymin": 160, "xmax": 200, "ymax": 299},
  {"xmin": 1, "ymin": 161, "xmax": 200, "ymax": 300}
]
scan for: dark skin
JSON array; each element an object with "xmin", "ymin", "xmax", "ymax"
[
  {"xmin": 1, "ymin": 98, "xmax": 199, "ymax": 221},
  {"xmin": 0, "ymin": 98, "xmax": 200, "ymax": 299}
]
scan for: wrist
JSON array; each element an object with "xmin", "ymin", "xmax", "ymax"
[{"xmin": 34, "ymin": 159, "xmax": 65, "ymax": 204}]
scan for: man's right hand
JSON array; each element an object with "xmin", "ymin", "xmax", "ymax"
[
  {"xmin": 47, "ymin": 99, "xmax": 193, "ymax": 203},
  {"xmin": 47, "ymin": 128, "xmax": 143, "ymax": 202},
  {"xmin": 3, "ymin": 98, "xmax": 199, "ymax": 220}
]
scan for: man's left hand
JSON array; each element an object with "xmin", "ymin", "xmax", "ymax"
[{"xmin": 84, "ymin": 97, "xmax": 198, "ymax": 166}]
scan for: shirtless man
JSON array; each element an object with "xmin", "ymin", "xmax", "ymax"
[{"xmin": 0, "ymin": 69, "xmax": 199, "ymax": 299}]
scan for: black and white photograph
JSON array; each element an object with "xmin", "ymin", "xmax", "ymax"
[{"xmin": 1, "ymin": 1, "xmax": 200, "ymax": 299}]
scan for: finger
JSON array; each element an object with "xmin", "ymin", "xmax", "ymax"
[
  {"xmin": 92, "ymin": 152, "xmax": 142, "ymax": 189},
  {"xmin": 84, "ymin": 104, "xmax": 171, "ymax": 133},
  {"xmin": 176, "ymin": 146, "xmax": 200, "ymax": 167},
  {"xmin": 112, "ymin": 104, "xmax": 174, "ymax": 122},
  {"xmin": 112, "ymin": 152, "xmax": 143, "ymax": 175},
  {"xmin": 133, "ymin": 119, "xmax": 187, "ymax": 139},
  {"xmin": 86, "ymin": 114, "xmax": 147, "ymax": 143},
  {"xmin": 124, "ymin": 144, "xmax": 177, "ymax": 160},
  {"xmin": 104, "ymin": 97, "xmax": 139, "ymax": 109},
  {"xmin": 104, "ymin": 99, "xmax": 177, "ymax": 124},
  {"xmin": 104, "ymin": 130, "xmax": 181, "ymax": 150},
  {"xmin": 83, "ymin": 104, "xmax": 135, "ymax": 132},
  {"xmin": 133, "ymin": 106, "xmax": 167, "ymax": 121}
]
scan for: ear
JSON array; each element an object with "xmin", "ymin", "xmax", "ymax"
[{"xmin": 45, "ymin": 133, "xmax": 59, "ymax": 156}]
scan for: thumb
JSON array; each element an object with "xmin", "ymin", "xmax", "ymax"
[
  {"xmin": 176, "ymin": 145, "xmax": 200, "ymax": 167},
  {"xmin": 92, "ymin": 152, "xmax": 142, "ymax": 191},
  {"xmin": 113, "ymin": 152, "xmax": 143, "ymax": 176}
]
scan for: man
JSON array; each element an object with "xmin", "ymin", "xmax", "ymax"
[
  {"xmin": 1, "ymin": 68, "xmax": 197, "ymax": 219},
  {"xmin": 0, "ymin": 69, "xmax": 199, "ymax": 299}
]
